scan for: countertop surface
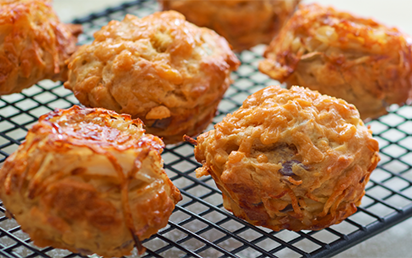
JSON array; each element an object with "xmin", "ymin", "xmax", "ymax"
[{"xmin": 52, "ymin": 0, "xmax": 412, "ymax": 257}]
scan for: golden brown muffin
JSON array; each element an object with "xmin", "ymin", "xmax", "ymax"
[
  {"xmin": 64, "ymin": 11, "xmax": 239, "ymax": 144},
  {"xmin": 0, "ymin": 105, "xmax": 182, "ymax": 257},
  {"xmin": 259, "ymin": 4, "xmax": 412, "ymax": 120},
  {"xmin": 193, "ymin": 85, "xmax": 380, "ymax": 231},
  {"xmin": 159, "ymin": 0, "xmax": 300, "ymax": 52},
  {"xmin": 0, "ymin": 0, "xmax": 82, "ymax": 95}
]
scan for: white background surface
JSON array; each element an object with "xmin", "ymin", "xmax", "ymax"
[{"xmin": 52, "ymin": 0, "xmax": 412, "ymax": 257}]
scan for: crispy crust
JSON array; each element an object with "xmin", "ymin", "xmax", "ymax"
[
  {"xmin": 0, "ymin": 0, "xmax": 82, "ymax": 95},
  {"xmin": 0, "ymin": 105, "xmax": 182, "ymax": 257},
  {"xmin": 194, "ymin": 85, "xmax": 379, "ymax": 231},
  {"xmin": 64, "ymin": 11, "xmax": 239, "ymax": 144},
  {"xmin": 259, "ymin": 3, "xmax": 412, "ymax": 120},
  {"xmin": 159, "ymin": 0, "xmax": 300, "ymax": 51}
]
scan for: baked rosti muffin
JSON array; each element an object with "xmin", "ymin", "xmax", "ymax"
[
  {"xmin": 0, "ymin": 105, "xmax": 182, "ymax": 257},
  {"xmin": 259, "ymin": 4, "xmax": 412, "ymax": 120},
  {"xmin": 64, "ymin": 11, "xmax": 240, "ymax": 144},
  {"xmin": 0, "ymin": 0, "xmax": 81, "ymax": 95},
  {"xmin": 193, "ymin": 85, "xmax": 380, "ymax": 231},
  {"xmin": 159, "ymin": 0, "xmax": 300, "ymax": 52}
]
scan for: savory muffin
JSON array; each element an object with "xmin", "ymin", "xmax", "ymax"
[
  {"xmin": 64, "ymin": 11, "xmax": 239, "ymax": 144},
  {"xmin": 0, "ymin": 105, "xmax": 182, "ymax": 257},
  {"xmin": 0, "ymin": 0, "xmax": 81, "ymax": 95},
  {"xmin": 259, "ymin": 3, "xmax": 412, "ymax": 120},
  {"xmin": 193, "ymin": 85, "xmax": 380, "ymax": 231},
  {"xmin": 159, "ymin": 0, "xmax": 300, "ymax": 51}
]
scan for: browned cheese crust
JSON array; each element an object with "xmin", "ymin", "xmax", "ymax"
[
  {"xmin": 159, "ymin": 0, "xmax": 300, "ymax": 52},
  {"xmin": 64, "ymin": 11, "xmax": 240, "ymax": 144},
  {"xmin": 0, "ymin": 105, "xmax": 182, "ymax": 257},
  {"xmin": 194, "ymin": 85, "xmax": 380, "ymax": 231},
  {"xmin": 259, "ymin": 4, "xmax": 412, "ymax": 120},
  {"xmin": 0, "ymin": 0, "xmax": 82, "ymax": 95}
]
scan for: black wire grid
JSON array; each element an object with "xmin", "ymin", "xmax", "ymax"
[{"xmin": 1, "ymin": 0, "xmax": 412, "ymax": 257}]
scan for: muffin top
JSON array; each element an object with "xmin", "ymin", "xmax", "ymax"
[
  {"xmin": 36, "ymin": 105, "xmax": 163, "ymax": 152},
  {"xmin": 65, "ymin": 11, "xmax": 239, "ymax": 119},
  {"xmin": 197, "ymin": 85, "xmax": 371, "ymax": 165},
  {"xmin": 160, "ymin": 0, "xmax": 300, "ymax": 51},
  {"xmin": 263, "ymin": 3, "xmax": 411, "ymax": 56},
  {"xmin": 2, "ymin": 105, "xmax": 171, "ymax": 197},
  {"xmin": 261, "ymin": 3, "xmax": 412, "ymax": 81}
]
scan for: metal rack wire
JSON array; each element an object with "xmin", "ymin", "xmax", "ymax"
[{"xmin": 1, "ymin": 0, "xmax": 412, "ymax": 257}]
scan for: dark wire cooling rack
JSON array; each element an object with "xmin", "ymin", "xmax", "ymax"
[{"xmin": 1, "ymin": 0, "xmax": 412, "ymax": 257}]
